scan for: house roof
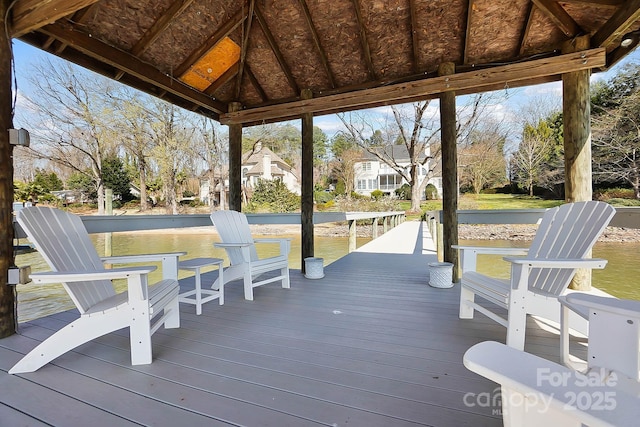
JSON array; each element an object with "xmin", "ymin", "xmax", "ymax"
[
  {"xmin": 242, "ymin": 145, "xmax": 291, "ymax": 170},
  {"xmin": 11, "ymin": 1, "xmax": 640, "ymax": 125}
]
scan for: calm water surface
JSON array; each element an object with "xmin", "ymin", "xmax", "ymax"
[
  {"xmin": 14, "ymin": 231, "xmax": 371, "ymax": 323},
  {"xmin": 14, "ymin": 231, "xmax": 640, "ymax": 323}
]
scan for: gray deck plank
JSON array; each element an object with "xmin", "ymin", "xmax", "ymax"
[{"xmin": 1, "ymin": 221, "xmax": 587, "ymax": 426}]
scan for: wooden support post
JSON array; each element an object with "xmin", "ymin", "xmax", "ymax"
[
  {"xmin": 348, "ymin": 219, "xmax": 356, "ymax": 253},
  {"xmin": 383, "ymin": 216, "xmax": 388, "ymax": 233},
  {"xmin": 439, "ymin": 63, "xmax": 459, "ymax": 282},
  {"xmin": 228, "ymin": 102, "xmax": 243, "ymax": 212},
  {"xmin": 300, "ymin": 89, "xmax": 314, "ymax": 274},
  {"xmin": 0, "ymin": 0, "xmax": 16, "ymax": 337},
  {"xmin": 562, "ymin": 36, "xmax": 593, "ymax": 290},
  {"xmin": 372, "ymin": 217, "xmax": 378, "ymax": 239}
]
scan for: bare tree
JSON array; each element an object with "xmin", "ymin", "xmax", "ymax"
[
  {"xmin": 338, "ymin": 95, "xmax": 497, "ymax": 212},
  {"xmin": 112, "ymin": 89, "xmax": 154, "ymax": 211},
  {"xmin": 23, "ymin": 59, "xmax": 118, "ymax": 213},
  {"xmin": 459, "ymin": 124, "xmax": 507, "ymax": 193},
  {"xmin": 148, "ymin": 101, "xmax": 194, "ymax": 214},
  {"xmin": 338, "ymin": 102, "xmax": 440, "ymax": 212},
  {"xmin": 592, "ymin": 88, "xmax": 640, "ymax": 198},
  {"xmin": 190, "ymin": 116, "xmax": 229, "ymax": 211}
]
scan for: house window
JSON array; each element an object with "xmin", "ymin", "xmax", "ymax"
[
  {"xmin": 379, "ymin": 174, "xmax": 402, "ymax": 191},
  {"xmin": 357, "ymin": 179, "xmax": 367, "ymax": 190},
  {"xmin": 368, "ymin": 179, "xmax": 376, "ymax": 190},
  {"xmin": 362, "ymin": 162, "xmax": 371, "ymax": 171}
]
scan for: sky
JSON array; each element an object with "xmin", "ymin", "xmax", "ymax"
[{"xmin": 10, "ymin": 39, "xmax": 640, "ymax": 141}]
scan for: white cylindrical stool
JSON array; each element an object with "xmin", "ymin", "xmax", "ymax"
[
  {"xmin": 304, "ymin": 257, "xmax": 324, "ymax": 279},
  {"xmin": 428, "ymin": 262, "xmax": 454, "ymax": 288}
]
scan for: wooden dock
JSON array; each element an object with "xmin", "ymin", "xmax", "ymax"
[{"xmin": 0, "ymin": 221, "xmax": 583, "ymax": 426}]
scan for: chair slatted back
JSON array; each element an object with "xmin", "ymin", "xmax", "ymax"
[
  {"xmin": 526, "ymin": 201, "xmax": 615, "ymax": 296},
  {"xmin": 17, "ymin": 207, "xmax": 115, "ymax": 313},
  {"xmin": 211, "ymin": 210, "xmax": 259, "ymax": 265}
]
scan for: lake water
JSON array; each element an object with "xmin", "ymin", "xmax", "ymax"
[
  {"xmin": 14, "ymin": 231, "xmax": 640, "ymax": 323},
  {"xmin": 14, "ymin": 231, "xmax": 372, "ymax": 323}
]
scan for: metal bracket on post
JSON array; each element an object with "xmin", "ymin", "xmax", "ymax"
[{"xmin": 8, "ymin": 266, "xmax": 31, "ymax": 285}]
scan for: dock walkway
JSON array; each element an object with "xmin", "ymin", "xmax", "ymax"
[{"xmin": 0, "ymin": 221, "xmax": 580, "ymax": 426}]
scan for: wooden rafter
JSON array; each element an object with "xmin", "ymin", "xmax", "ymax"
[
  {"xmin": 254, "ymin": 4, "xmax": 299, "ymax": 94},
  {"xmin": 518, "ymin": 2, "xmax": 535, "ymax": 56},
  {"xmin": 532, "ymin": 0, "xmax": 581, "ymax": 37},
  {"xmin": 408, "ymin": 0, "xmax": 420, "ymax": 73},
  {"xmin": 42, "ymin": 4, "xmax": 98, "ymax": 53},
  {"xmin": 204, "ymin": 62, "xmax": 239, "ymax": 96},
  {"xmin": 10, "ymin": 0, "xmax": 100, "ymax": 37},
  {"xmin": 350, "ymin": 0, "xmax": 376, "ymax": 80},
  {"xmin": 245, "ymin": 63, "xmax": 268, "ymax": 102},
  {"xmin": 592, "ymin": 0, "xmax": 640, "ymax": 47},
  {"xmin": 174, "ymin": 9, "xmax": 247, "ymax": 78},
  {"xmin": 220, "ymin": 48, "xmax": 606, "ymax": 125},
  {"xmin": 39, "ymin": 23, "xmax": 226, "ymax": 114},
  {"xmin": 463, "ymin": 0, "xmax": 476, "ymax": 65},
  {"xmin": 298, "ymin": 0, "xmax": 336, "ymax": 88},
  {"xmin": 113, "ymin": 0, "xmax": 194, "ymax": 80},
  {"xmin": 236, "ymin": 0, "xmax": 255, "ymax": 100}
]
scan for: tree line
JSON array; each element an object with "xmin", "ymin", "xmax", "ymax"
[{"xmin": 13, "ymin": 57, "xmax": 640, "ymax": 215}]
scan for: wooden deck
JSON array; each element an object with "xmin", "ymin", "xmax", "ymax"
[{"xmin": 0, "ymin": 221, "xmax": 584, "ymax": 426}]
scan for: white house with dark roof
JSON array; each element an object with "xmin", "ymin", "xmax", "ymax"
[
  {"xmin": 241, "ymin": 143, "xmax": 300, "ymax": 194},
  {"xmin": 353, "ymin": 145, "xmax": 442, "ymax": 198}
]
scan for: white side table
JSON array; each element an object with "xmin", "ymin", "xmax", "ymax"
[{"xmin": 178, "ymin": 257, "xmax": 224, "ymax": 315}]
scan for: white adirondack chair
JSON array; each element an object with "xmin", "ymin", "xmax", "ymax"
[
  {"xmin": 455, "ymin": 201, "xmax": 615, "ymax": 350},
  {"xmin": 11, "ymin": 207, "xmax": 184, "ymax": 374},
  {"xmin": 464, "ymin": 341, "xmax": 640, "ymax": 427},
  {"xmin": 559, "ymin": 293, "xmax": 640, "ymax": 383},
  {"xmin": 210, "ymin": 210, "xmax": 291, "ymax": 301}
]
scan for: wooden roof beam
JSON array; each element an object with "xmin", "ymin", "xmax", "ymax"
[
  {"xmin": 245, "ymin": 64, "xmax": 268, "ymax": 102},
  {"xmin": 174, "ymin": 9, "xmax": 247, "ymax": 79},
  {"xmin": 298, "ymin": 0, "xmax": 336, "ymax": 88},
  {"xmin": 39, "ymin": 23, "xmax": 226, "ymax": 115},
  {"xmin": 351, "ymin": 0, "xmax": 376, "ymax": 80},
  {"xmin": 463, "ymin": 0, "xmax": 476, "ymax": 65},
  {"xmin": 592, "ymin": 0, "xmax": 640, "ymax": 48},
  {"xmin": 236, "ymin": 0, "xmax": 255, "ymax": 100},
  {"xmin": 220, "ymin": 48, "xmax": 606, "ymax": 125},
  {"xmin": 204, "ymin": 62, "xmax": 239, "ymax": 96},
  {"xmin": 10, "ymin": 0, "xmax": 100, "ymax": 37},
  {"xmin": 113, "ymin": 0, "xmax": 194, "ymax": 80},
  {"xmin": 254, "ymin": 4, "xmax": 299, "ymax": 94},
  {"xmin": 532, "ymin": 0, "xmax": 581, "ymax": 37},
  {"xmin": 518, "ymin": 2, "xmax": 535, "ymax": 56}
]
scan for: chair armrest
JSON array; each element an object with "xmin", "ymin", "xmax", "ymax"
[
  {"xmin": 101, "ymin": 252, "xmax": 186, "ymax": 264},
  {"xmin": 453, "ymin": 245, "xmax": 529, "ymax": 255},
  {"xmin": 254, "ymin": 238, "xmax": 292, "ymax": 256},
  {"xmin": 254, "ymin": 238, "xmax": 292, "ymax": 243},
  {"xmin": 214, "ymin": 242, "xmax": 252, "ymax": 248},
  {"xmin": 101, "ymin": 252, "xmax": 185, "ymax": 281},
  {"xmin": 29, "ymin": 266, "xmax": 156, "ymax": 284},
  {"xmin": 562, "ymin": 294, "xmax": 640, "ymax": 318},
  {"xmin": 453, "ymin": 245, "xmax": 528, "ymax": 273},
  {"xmin": 503, "ymin": 257, "xmax": 608, "ymax": 269}
]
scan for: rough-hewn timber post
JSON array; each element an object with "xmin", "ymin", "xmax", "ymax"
[
  {"xmin": 300, "ymin": 89, "xmax": 314, "ymax": 274},
  {"xmin": 563, "ymin": 36, "xmax": 593, "ymax": 290},
  {"xmin": 228, "ymin": 102, "xmax": 243, "ymax": 212},
  {"xmin": 439, "ymin": 62, "xmax": 459, "ymax": 282},
  {"xmin": 0, "ymin": 0, "xmax": 16, "ymax": 337},
  {"xmin": 348, "ymin": 219, "xmax": 356, "ymax": 253},
  {"xmin": 372, "ymin": 217, "xmax": 378, "ymax": 239}
]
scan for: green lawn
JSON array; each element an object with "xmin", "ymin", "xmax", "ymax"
[{"xmin": 400, "ymin": 194, "xmax": 565, "ymax": 221}]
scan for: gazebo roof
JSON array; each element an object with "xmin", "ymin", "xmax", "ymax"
[{"xmin": 10, "ymin": 1, "xmax": 640, "ymax": 125}]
